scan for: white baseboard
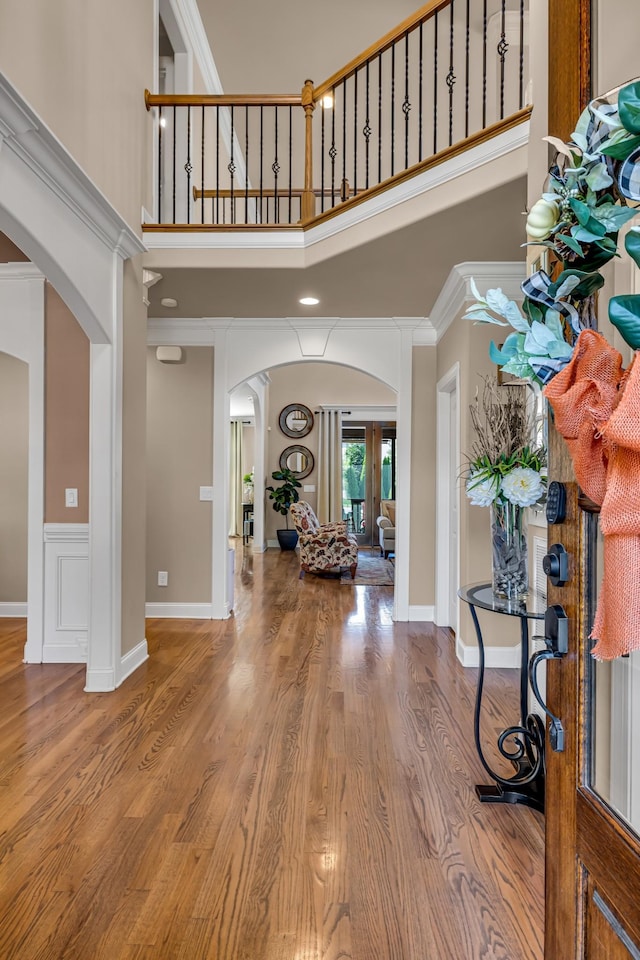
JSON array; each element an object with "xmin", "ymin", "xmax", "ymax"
[
  {"xmin": 266, "ymin": 539, "xmax": 280, "ymax": 549},
  {"xmin": 119, "ymin": 639, "xmax": 149, "ymax": 685},
  {"xmin": 43, "ymin": 639, "xmax": 87, "ymax": 663},
  {"xmin": 84, "ymin": 667, "xmax": 116, "ymax": 693},
  {"xmin": 456, "ymin": 634, "xmax": 520, "ymax": 668},
  {"xmin": 145, "ymin": 602, "xmax": 213, "ymax": 619},
  {"xmin": 0, "ymin": 602, "xmax": 27, "ymax": 617},
  {"xmin": 408, "ymin": 604, "xmax": 435, "ymax": 622}
]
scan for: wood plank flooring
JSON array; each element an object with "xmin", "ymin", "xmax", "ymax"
[{"xmin": 0, "ymin": 548, "xmax": 544, "ymax": 959}]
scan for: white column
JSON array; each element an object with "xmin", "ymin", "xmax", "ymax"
[
  {"xmin": 86, "ymin": 256, "xmax": 122, "ymax": 691},
  {"xmin": 211, "ymin": 330, "xmax": 231, "ymax": 618},
  {"xmin": 394, "ymin": 324, "xmax": 414, "ymax": 621},
  {"xmin": 247, "ymin": 373, "xmax": 268, "ymax": 553}
]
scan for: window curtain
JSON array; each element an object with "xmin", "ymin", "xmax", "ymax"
[
  {"xmin": 316, "ymin": 408, "xmax": 343, "ymax": 523},
  {"xmin": 229, "ymin": 420, "xmax": 244, "ymax": 536}
]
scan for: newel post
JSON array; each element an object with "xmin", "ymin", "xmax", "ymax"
[{"xmin": 301, "ymin": 79, "xmax": 316, "ymax": 221}]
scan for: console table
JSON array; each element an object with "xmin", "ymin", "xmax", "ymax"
[{"xmin": 458, "ymin": 582, "xmax": 546, "ymax": 813}]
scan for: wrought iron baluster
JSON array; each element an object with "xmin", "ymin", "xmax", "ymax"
[
  {"xmin": 288, "ymin": 105, "xmax": 293, "ymax": 224},
  {"xmin": 320, "ymin": 98, "xmax": 325, "ymax": 213},
  {"xmin": 353, "ymin": 70, "xmax": 358, "ymax": 197},
  {"xmin": 403, "ymin": 32, "xmax": 410, "ymax": 170},
  {"xmin": 364, "ymin": 60, "xmax": 371, "ymax": 189},
  {"xmin": 157, "ymin": 106, "xmax": 163, "ymax": 223},
  {"xmin": 229, "ymin": 105, "xmax": 235, "ymax": 224},
  {"xmin": 245, "ymin": 105, "xmax": 249, "ymax": 224},
  {"xmin": 465, "ymin": 0, "xmax": 470, "ymax": 138},
  {"xmin": 186, "ymin": 106, "xmax": 193, "ymax": 224},
  {"xmin": 482, "ymin": 0, "xmax": 488, "ymax": 128},
  {"xmin": 273, "ymin": 106, "xmax": 279, "ymax": 224},
  {"xmin": 447, "ymin": 0, "xmax": 456, "ymax": 147},
  {"xmin": 331, "ymin": 87, "xmax": 336, "ymax": 207},
  {"xmin": 342, "ymin": 78, "xmax": 347, "ymax": 199},
  {"xmin": 260, "ymin": 105, "xmax": 264, "ymax": 224},
  {"xmin": 519, "ymin": 0, "xmax": 525, "ymax": 108},
  {"xmin": 378, "ymin": 52, "xmax": 383, "ymax": 184},
  {"xmin": 201, "ymin": 105, "xmax": 205, "ymax": 224},
  {"xmin": 216, "ymin": 106, "xmax": 220, "ymax": 225},
  {"xmin": 172, "ymin": 105, "xmax": 176, "ymax": 224},
  {"xmin": 390, "ymin": 41, "xmax": 395, "ymax": 177},
  {"xmin": 433, "ymin": 11, "xmax": 439, "ymax": 155},
  {"xmin": 418, "ymin": 21, "xmax": 423, "ymax": 162},
  {"xmin": 499, "ymin": 0, "xmax": 508, "ymax": 120}
]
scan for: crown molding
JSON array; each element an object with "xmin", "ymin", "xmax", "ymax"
[
  {"xmin": 429, "ymin": 260, "xmax": 526, "ymax": 341},
  {"xmin": 0, "ymin": 263, "xmax": 45, "ymax": 281},
  {"xmin": 147, "ymin": 314, "xmax": 431, "ymax": 345},
  {"xmin": 0, "ymin": 75, "xmax": 145, "ymax": 260}
]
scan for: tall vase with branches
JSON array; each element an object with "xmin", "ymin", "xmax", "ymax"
[{"xmin": 464, "ymin": 378, "xmax": 546, "ymax": 600}]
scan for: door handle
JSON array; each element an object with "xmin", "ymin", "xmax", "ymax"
[{"xmin": 528, "ymin": 604, "xmax": 569, "ymax": 752}]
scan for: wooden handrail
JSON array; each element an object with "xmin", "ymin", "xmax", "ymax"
[
  {"xmin": 144, "ymin": 89, "xmax": 302, "ymax": 110},
  {"xmin": 314, "ymin": 0, "xmax": 452, "ymax": 100}
]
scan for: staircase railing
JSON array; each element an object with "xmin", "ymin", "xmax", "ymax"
[{"xmin": 144, "ymin": 0, "xmax": 530, "ymax": 231}]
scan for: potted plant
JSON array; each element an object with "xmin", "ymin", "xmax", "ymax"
[
  {"xmin": 266, "ymin": 467, "xmax": 301, "ymax": 550},
  {"xmin": 242, "ymin": 471, "xmax": 254, "ymax": 503}
]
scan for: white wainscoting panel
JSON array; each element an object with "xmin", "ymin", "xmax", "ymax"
[{"xmin": 43, "ymin": 524, "xmax": 89, "ymax": 662}]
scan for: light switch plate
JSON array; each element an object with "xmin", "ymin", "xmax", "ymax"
[
  {"xmin": 157, "ymin": 571, "xmax": 168, "ymax": 587},
  {"xmin": 199, "ymin": 486, "xmax": 214, "ymax": 501},
  {"xmin": 65, "ymin": 488, "xmax": 78, "ymax": 508},
  {"xmin": 303, "ymin": 484, "xmax": 315, "ymax": 492}
]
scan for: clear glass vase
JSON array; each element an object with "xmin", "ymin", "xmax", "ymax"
[{"xmin": 490, "ymin": 500, "xmax": 528, "ymax": 601}]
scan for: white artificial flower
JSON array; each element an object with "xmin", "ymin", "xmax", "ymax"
[
  {"xmin": 501, "ymin": 467, "xmax": 544, "ymax": 508},
  {"xmin": 466, "ymin": 472, "xmax": 500, "ymax": 506}
]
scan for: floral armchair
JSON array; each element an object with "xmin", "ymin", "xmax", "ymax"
[{"xmin": 289, "ymin": 501, "xmax": 358, "ymax": 579}]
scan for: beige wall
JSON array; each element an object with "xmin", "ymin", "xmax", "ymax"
[
  {"xmin": 265, "ymin": 361, "xmax": 395, "ymax": 540},
  {"xmin": 0, "ymin": 353, "xmax": 28, "ymax": 602},
  {"xmin": 44, "ymin": 286, "xmax": 90, "ymax": 523},
  {"xmin": 437, "ymin": 311, "xmax": 518, "ymax": 649},
  {"xmin": 594, "ymin": 0, "xmax": 639, "ymax": 96},
  {"xmin": 0, "ymin": 0, "xmax": 155, "ymax": 229},
  {"xmin": 200, "ymin": 0, "xmax": 420, "ymax": 94},
  {"xmin": 121, "ymin": 259, "xmax": 148, "ymax": 653},
  {"xmin": 0, "ymin": 233, "xmax": 29, "ymax": 263},
  {"xmin": 410, "ymin": 347, "xmax": 436, "ymax": 607},
  {"xmin": 146, "ymin": 346, "xmax": 214, "ymax": 603}
]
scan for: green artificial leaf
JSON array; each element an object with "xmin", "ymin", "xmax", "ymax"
[
  {"xmin": 600, "ymin": 133, "xmax": 640, "ymax": 160},
  {"xmin": 462, "ymin": 307, "xmax": 508, "ymax": 326},
  {"xmin": 591, "ymin": 202, "xmax": 637, "ymax": 233},
  {"xmin": 609, "ymin": 294, "xmax": 640, "ymax": 349},
  {"xmin": 573, "ymin": 223, "xmax": 607, "ymax": 243},
  {"xmin": 501, "ymin": 357, "xmax": 535, "ymax": 380},
  {"xmin": 619, "ymin": 81, "xmax": 640, "ymax": 135},
  {"xmin": 556, "ymin": 232, "xmax": 584, "ymax": 257},
  {"xmin": 551, "ymin": 268, "xmax": 605, "ymax": 300},
  {"xmin": 553, "ymin": 274, "xmax": 581, "ymax": 299},
  {"xmin": 522, "ymin": 299, "xmax": 543, "ymax": 325},
  {"xmin": 625, "ymin": 228, "xmax": 640, "ymax": 269},
  {"xmin": 569, "ymin": 197, "xmax": 594, "ymax": 227},
  {"xmin": 584, "ymin": 160, "xmax": 613, "ymax": 192},
  {"xmin": 544, "ymin": 310, "xmax": 566, "ymax": 342}
]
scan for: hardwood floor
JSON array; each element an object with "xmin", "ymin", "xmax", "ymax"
[{"xmin": 0, "ymin": 548, "xmax": 544, "ymax": 959}]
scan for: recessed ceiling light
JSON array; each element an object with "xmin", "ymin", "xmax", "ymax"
[
  {"xmin": 299, "ymin": 296, "xmax": 319, "ymax": 305},
  {"xmin": 161, "ymin": 297, "xmax": 178, "ymax": 308}
]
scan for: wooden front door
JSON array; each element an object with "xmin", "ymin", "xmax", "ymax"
[{"xmin": 544, "ymin": 3, "xmax": 640, "ymax": 956}]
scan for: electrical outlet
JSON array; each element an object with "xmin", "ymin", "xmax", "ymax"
[{"xmin": 157, "ymin": 571, "xmax": 168, "ymax": 587}]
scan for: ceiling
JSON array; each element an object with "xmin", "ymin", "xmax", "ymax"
[{"xmin": 147, "ymin": 176, "xmax": 528, "ymax": 321}]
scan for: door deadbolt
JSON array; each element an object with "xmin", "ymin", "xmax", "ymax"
[{"xmin": 543, "ymin": 543, "xmax": 570, "ymax": 587}]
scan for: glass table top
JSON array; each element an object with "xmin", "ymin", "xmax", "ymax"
[{"xmin": 458, "ymin": 582, "xmax": 545, "ymax": 620}]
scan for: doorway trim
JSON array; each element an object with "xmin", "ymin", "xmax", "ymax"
[
  {"xmin": 0, "ymin": 265, "xmax": 45, "ymax": 661},
  {"xmin": 435, "ymin": 361, "xmax": 460, "ymax": 630}
]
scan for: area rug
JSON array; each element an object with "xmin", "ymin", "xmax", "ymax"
[{"xmin": 340, "ymin": 551, "xmax": 395, "ymax": 586}]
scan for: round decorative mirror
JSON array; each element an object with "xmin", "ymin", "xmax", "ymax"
[
  {"xmin": 279, "ymin": 445, "xmax": 314, "ymax": 480},
  {"xmin": 279, "ymin": 403, "xmax": 314, "ymax": 439}
]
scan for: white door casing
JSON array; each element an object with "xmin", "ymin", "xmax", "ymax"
[{"xmin": 435, "ymin": 362, "xmax": 460, "ymax": 630}]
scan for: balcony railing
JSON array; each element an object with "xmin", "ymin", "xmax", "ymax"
[{"xmin": 144, "ymin": 0, "xmax": 530, "ymax": 230}]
